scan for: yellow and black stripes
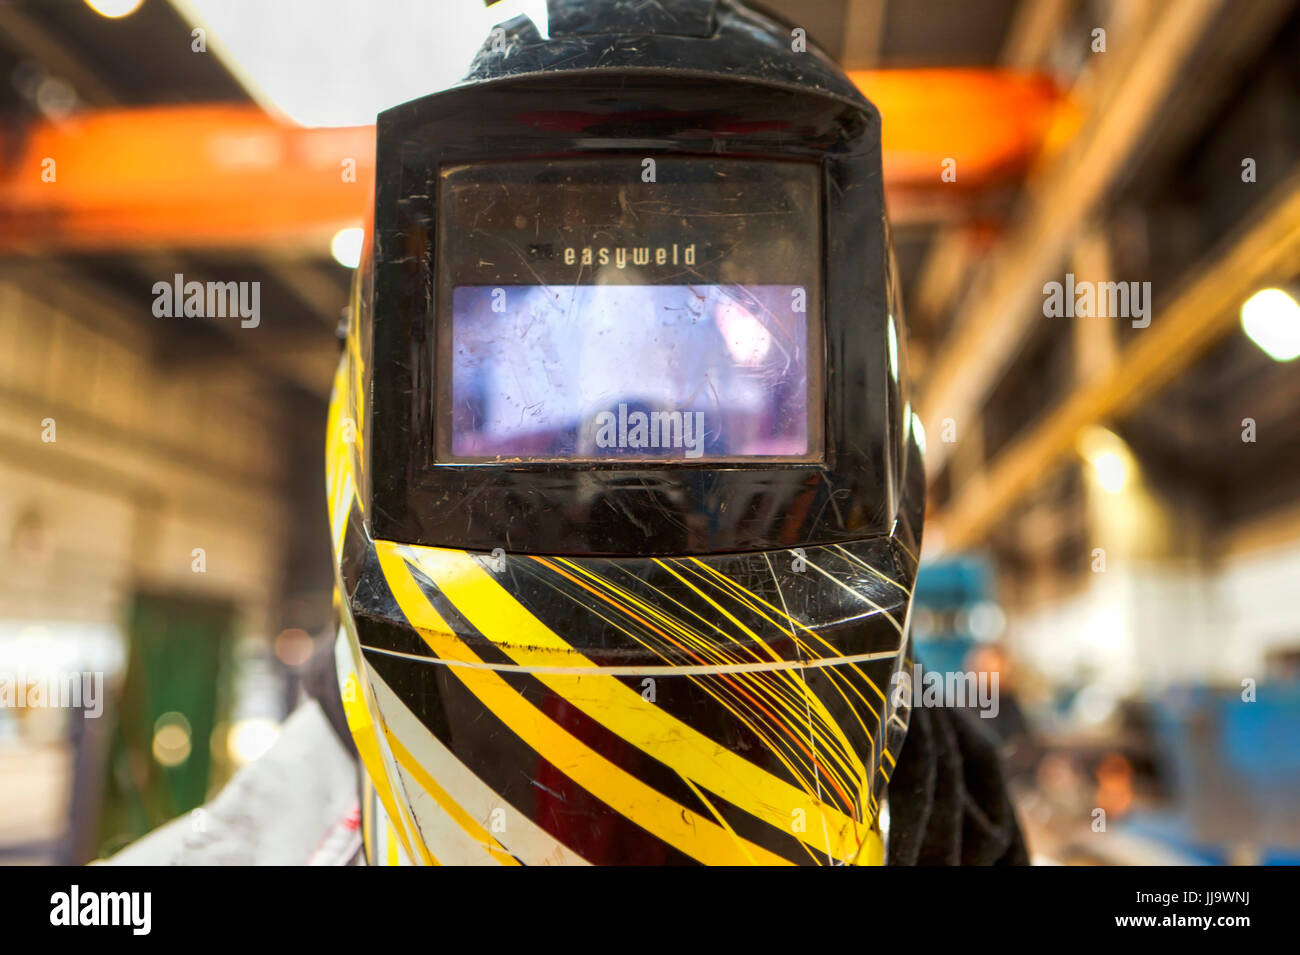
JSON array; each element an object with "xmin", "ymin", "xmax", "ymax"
[{"xmin": 343, "ymin": 541, "xmax": 909, "ymax": 865}]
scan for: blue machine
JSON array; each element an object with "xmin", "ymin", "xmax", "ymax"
[
  {"xmin": 1122, "ymin": 683, "xmax": 1300, "ymax": 865},
  {"xmin": 910, "ymin": 556, "xmax": 996, "ymax": 674}
]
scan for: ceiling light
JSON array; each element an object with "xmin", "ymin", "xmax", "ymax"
[
  {"xmin": 1091, "ymin": 451, "xmax": 1128, "ymax": 494},
  {"xmin": 1078, "ymin": 426, "xmax": 1130, "ymax": 494},
  {"xmin": 331, "ymin": 226, "xmax": 364, "ymax": 268},
  {"xmin": 1241, "ymin": 287, "xmax": 1300, "ymax": 362},
  {"xmin": 85, "ymin": 0, "xmax": 144, "ymax": 18}
]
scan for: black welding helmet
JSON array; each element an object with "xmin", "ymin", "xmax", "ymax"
[{"xmin": 327, "ymin": 0, "xmax": 925, "ymax": 865}]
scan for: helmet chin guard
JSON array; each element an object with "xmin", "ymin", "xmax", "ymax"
[{"xmin": 329, "ymin": 0, "xmax": 923, "ymax": 865}]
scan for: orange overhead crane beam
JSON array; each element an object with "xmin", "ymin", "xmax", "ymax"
[
  {"xmin": 852, "ymin": 68, "xmax": 1071, "ymax": 187},
  {"xmin": 0, "ymin": 70, "xmax": 1070, "ymax": 252},
  {"xmin": 0, "ymin": 103, "xmax": 375, "ymax": 252}
]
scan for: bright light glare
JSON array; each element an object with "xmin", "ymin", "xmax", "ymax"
[
  {"xmin": 331, "ymin": 227, "xmax": 365, "ymax": 269},
  {"xmin": 715, "ymin": 301, "xmax": 772, "ymax": 365},
  {"xmin": 887, "ymin": 316, "xmax": 899, "ymax": 383},
  {"xmin": 1240, "ymin": 287, "xmax": 1300, "ymax": 362},
  {"xmin": 1078, "ymin": 426, "xmax": 1130, "ymax": 494},
  {"xmin": 152, "ymin": 712, "xmax": 193, "ymax": 767},
  {"xmin": 86, "ymin": 0, "xmax": 143, "ymax": 17},
  {"xmin": 1091, "ymin": 451, "xmax": 1128, "ymax": 494},
  {"xmin": 170, "ymin": 0, "xmax": 550, "ymax": 127},
  {"xmin": 228, "ymin": 718, "xmax": 281, "ymax": 766}
]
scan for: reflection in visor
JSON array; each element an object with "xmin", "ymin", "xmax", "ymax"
[{"xmin": 448, "ymin": 284, "xmax": 811, "ymax": 461}]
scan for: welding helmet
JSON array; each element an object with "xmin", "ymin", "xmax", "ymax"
[{"xmin": 327, "ymin": 0, "xmax": 925, "ymax": 865}]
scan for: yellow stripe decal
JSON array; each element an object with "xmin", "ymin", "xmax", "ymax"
[
  {"xmin": 376, "ymin": 545, "xmax": 793, "ymax": 866},
  {"xmin": 391, "ymin": 543, "xmax": 876, "ymax": 863}
]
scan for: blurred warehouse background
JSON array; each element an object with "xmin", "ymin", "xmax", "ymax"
[{"xmin": 0, "ymin": 0, "xmax": 1297, "ymax": 864}]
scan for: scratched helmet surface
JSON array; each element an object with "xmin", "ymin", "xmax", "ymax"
[{"xmin": 327, "ymin": 0, "xmax": 924, "ymax": 865}]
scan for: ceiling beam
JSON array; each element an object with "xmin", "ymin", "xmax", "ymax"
[
  {"xmin": 908, "ymin": 0, "xmax": 1071, "ymax": 335},
  {"xmin": 918, "ymin": 0, "xmax": 1224, "ymax": 478},
  {"xmin": 932, "ymin": 166, "xmax": 1300, "ymax": 552},
  {"xmin": 0, "ymin": 10, "xmax": 344, "ymax": 386},
  {"xmin": 851, "ymin": 68, "xmax": 1069, "ymax": 191},
  {"xmin": 0, "ymin": 103, "xmax": 374, "ymax": 253}
]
